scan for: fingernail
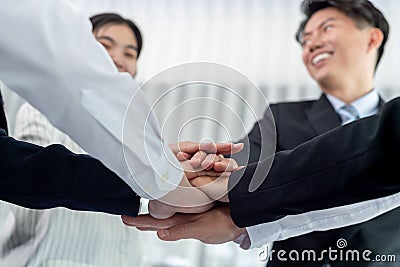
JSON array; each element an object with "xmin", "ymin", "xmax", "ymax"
[{"xmin": 159, "ymin": 229, "xmax": 170, "ymax": 238}]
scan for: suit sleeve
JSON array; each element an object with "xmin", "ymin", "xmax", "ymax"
[
  {"xmin": 228, "ymin": 96, "xmax": 400, "ymax": 227},
  {"xmin": 0, "ymin": 131, "xmax": 140, "ymax": 216}
]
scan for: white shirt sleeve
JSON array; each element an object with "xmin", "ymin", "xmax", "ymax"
[
  {"xmin": 244, "ymin": 192, "xmax": 400, "ymax": 249},
  {"xmin": 0, "ymin": 0, "xmax": 183, "ymax": 199}
]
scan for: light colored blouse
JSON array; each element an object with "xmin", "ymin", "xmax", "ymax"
[{"xmin": 0, "ymin": 102, "xmax": 142, "ymax": 267}]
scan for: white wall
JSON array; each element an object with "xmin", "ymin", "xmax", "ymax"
[{"xmin": 66, "ymin": 0, "xmax": 400, "ymax": 100}]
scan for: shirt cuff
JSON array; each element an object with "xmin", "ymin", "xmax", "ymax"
[
  {"xmin": 126, "ymin": 145, "xmax": 184, "ymax": 200},
  {"xmin": 245, "ymin": 221, "xmax": 282, "ymax": 249},
  {"xmin": 243, "ymin": 192, "xmax": 400, "ymax": 250},
  {"xmin": 233, "ymin": 233, "xmax": 250, "ymax": 250}
]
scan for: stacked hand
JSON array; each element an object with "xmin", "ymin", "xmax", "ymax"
[
  {"xmin": 122, "ymin": 205, "xmax": 249, "ymax": 246},
  {"xmin": 177, "ymin": 141, "xmax": 242, "ymax": 202},
  {"xmin": 122, "ymin": 141, "xmax": 250, "ymax": 246}
]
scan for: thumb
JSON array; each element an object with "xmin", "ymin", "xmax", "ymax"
[{"xmin": 157, "ymin": 222, "xmax": 198, "ymax": 241}]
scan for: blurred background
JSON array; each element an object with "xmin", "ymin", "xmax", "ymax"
[{"xmin": 1, "ymin": 0, "xmax": 400, "ymax": 266}]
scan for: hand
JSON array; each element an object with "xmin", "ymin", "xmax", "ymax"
[
  {"xmin": 169, "ymin": 141, "xmax": 244, "ymax": 168},
  {"xmin": 182, "ymin": 158, "xmax": 232, "ymax": 180},
  {"xmin": 148, "ymin": 159, "xmax": 225, "ymax": 219},
  {"xmin": 185, "ymin": 157, "xmax": 240, "ymax": 202},
  {"xmin": 179, "ymin": 146, "xmax": 242, "ymax": 202},
  {"xmin": 187, "ymin": 144, "xmax": 243, "ymax": 170},
  {"xmin": 147, "ymin": 199, "xmax": 215, "ymax": 220},
  {"xmin": 188, "ymin": 160, "xmax": 244, "ymax": 202},
  {"xmin": 190, "ymin": 175, "xmax": 230, "ymax": 202},
  {"xmin": 122, "ymin": 206, "xmax": 248, "ymax": 246},
  {"xmin": 151, "ymin": 142, "xmax": 243, "ymax": 219}
]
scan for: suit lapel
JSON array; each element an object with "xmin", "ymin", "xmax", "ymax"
[
  {"xmin": 305, "ymin": 94, "xmax": 385, "ymax": 137},
  {"xmin": 305, "ymin": 94, "xmax": 341, "ymax": 135},
  {"xmin": 0, "ymin": 90, "xmax": 8, "ymax": 133},
  {"xmin": 378, "ymin": 97, "xmax": 385, "ymax": 110}
]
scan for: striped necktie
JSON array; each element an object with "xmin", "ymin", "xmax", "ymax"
[{"xmin": 338, "ymin": 104, "xmax": 360, "ymax": 125}]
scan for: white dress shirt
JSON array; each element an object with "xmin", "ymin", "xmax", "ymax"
[
  {"xmin": 326, "ymin": 89, "xmax": 380, "ymax": 124},
  {"xmin": 244, "ymin": 90, "xmax": 400, "ymax": 249},
  {"xmin": 0, "ymin": 0, "xmax": 182, "ymax": 199}
]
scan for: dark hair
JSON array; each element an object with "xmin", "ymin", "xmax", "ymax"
[
  {"xmin": 90, "ymin": 13, "xmax": 143, "ymax": 58},
  {"xmin": 296, "ymin": 0, "xmax": 389, "ymax": 68}
]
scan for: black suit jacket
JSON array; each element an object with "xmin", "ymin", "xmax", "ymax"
[
  {"xmin": 229, "ymin": 95, "xmax": 400, "ymax": 266},
  {"xmin": 0, "ymin": 91, "xmax": 140, "ymax": 216}
]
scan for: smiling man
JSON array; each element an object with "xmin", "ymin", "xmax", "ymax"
[
  {"xmin": 299, "ymin": 2, "xmax": 385, "ymax": 105},
  {"xmin": 238, "ymin": 1, "xmax": 395, "ymax": 266}
]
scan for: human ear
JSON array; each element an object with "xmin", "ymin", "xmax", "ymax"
[{"xmin": 367, "ymin": 27, "xmax": 384, "ymax": 53}]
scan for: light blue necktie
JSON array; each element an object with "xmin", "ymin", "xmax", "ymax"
[{"xmin": 338, "ymin": 104, "xmax": 360, "ymax": 125}]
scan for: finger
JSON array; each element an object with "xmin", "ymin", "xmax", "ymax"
[
  {"xmin": 136, "ymin": 227, "xmax": 160, "ymax": 231},
  {"xmin": 122, "ymin": 214, "xmax": 167, "ymax": 227},
  {"xmin": 157, "ymin": 221, "xmax": 201, "ymax": 242},
  {"xmin": 190, "ymin": 170, "xmax": 230, "ymax": 178},
  {"xmin": 122, "ymin": 213, "xmax": 197, "ymax": 229},
  {"xmin": 198, "ymin": 142, "xmax": 216, "ymax": 152},
  {"xmin": 213, "ymin": 158, "xmax": 238, "ymax": 172},
  {"xmin": 191, "ymin": 177, "xmax": 229, "ymax": 202},
  {"xmin": 176, "ymin": 151, "xmax": 191, "ymax": 161},
  {"xmin": 201, "ymin": 154, "xmax": 221, "ymax": 170},
  {"xmin": 189, "ymin": 151, "xmax": 207, "ymax": 168},
  {"xmin": 190, "ymin": 176, "xmax": 217, "ymax": 187},
  {"xmin": 148, "ymin": 200, "xmax": 177, "ymax": 219},
  {"xmin": 230, "ymin": 143, "xmax": 244, "ymax": 154},
  {"xmin": 174, "ymin": 201, "xmax": 215, "ymax": 214},
  {"xmin": 169, "ymin": 142, "xmax": 243, "ymax": 157},
  {"xmin": 169, "ymin": 141, "xmax": 197, "ymax": 154},
  {"xmin": 171, "ymin": 141, "xmax": 214, "ymax": 155},
  {"xmin": 214, "ymin": 143, "xmax": 244, "ymax": 155}
]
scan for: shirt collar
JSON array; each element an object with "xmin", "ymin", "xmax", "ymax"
[{"xmin": 325, "ymin": 89, "xmax": 379, "ymax": 118}]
